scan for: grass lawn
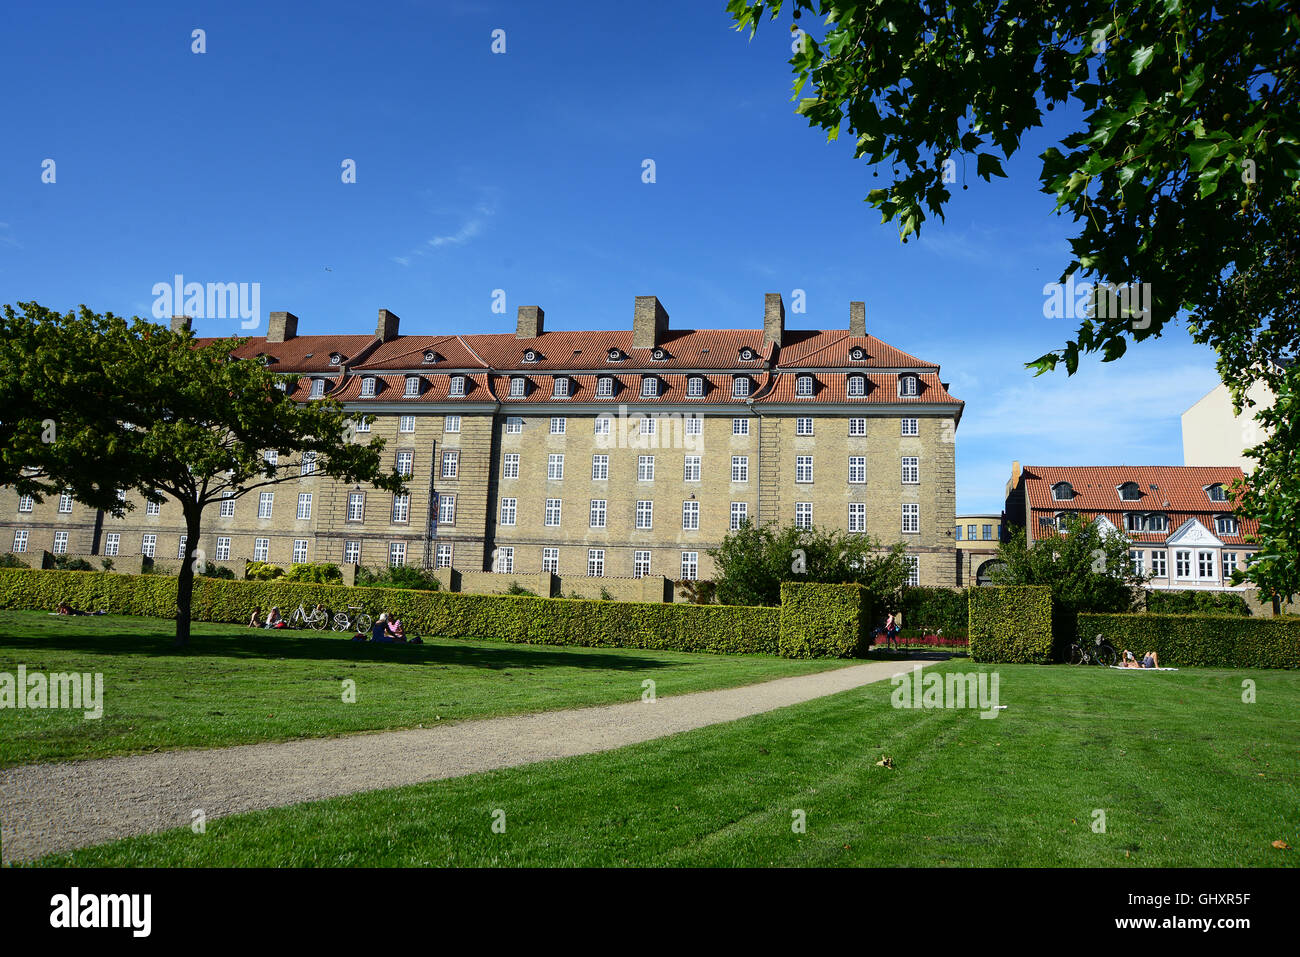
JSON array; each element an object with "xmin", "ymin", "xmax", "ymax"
[
  {"xmin": 0, "ymin": 610, "xmax": 853, "ymax": 767},
  {"xmin": 33, "ymin": 660, "xmax": 1300, "ymax": 867}
]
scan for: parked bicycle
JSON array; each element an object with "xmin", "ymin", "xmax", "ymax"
[
  {"xmin": 1068, "ymin": 633, "xmax": 1118, "ymax": 666},
  {"xmin": 290, "ymin": 603, "xmax": 330, "ymax": 631},
  {"xmin": 331, "ymin": 605, "xmax": 373, "ymax": 634}
]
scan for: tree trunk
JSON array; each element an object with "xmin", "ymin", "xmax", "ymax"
[{"xmin": 174, "ymin": 505, "xmax": 204, "ymax": 647}]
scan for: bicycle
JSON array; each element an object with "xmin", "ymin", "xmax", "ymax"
[
  {"xmin": 1068, "ymin": 633, "xmax": 1118, "ymax": 666},
  {"xmin": 290, "ymin": 603, "xmax": 330, "ymax": 631},
  {"xmin": 331, "ymin": 605, "xmax": 373, "ymax": 634}
]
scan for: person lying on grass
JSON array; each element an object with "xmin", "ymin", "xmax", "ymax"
[
  {"xmin": 54, "ymin": 601, "xmax": 106, "ymax": 617},
  {"xmin": 1122, "ymin": 649, "xmax": 1161, "ymax": 669}
]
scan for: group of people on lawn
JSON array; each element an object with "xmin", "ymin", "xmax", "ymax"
[{"xmin": 247, "ymin": 605, "xmax": 414, "ymax": 642}]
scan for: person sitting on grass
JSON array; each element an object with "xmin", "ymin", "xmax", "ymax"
[
  {"xmin": 264, "ymin": 607, "xmax": 286, "ymax": 630},
  {"xmin": 249, "ymin": 606, "xmax": 263, "ymax": 628},
  {"xmin": 370, "ymin": 612, "xmax": 391, "ymax": 642},
  {"xmin": 386, "ymin": 615, "xmax": 405, "ymax": 642}
]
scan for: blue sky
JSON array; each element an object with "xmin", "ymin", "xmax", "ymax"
[{"xmin": 0, "ymin": 0, "xmax": 1223, "ymax": 514}]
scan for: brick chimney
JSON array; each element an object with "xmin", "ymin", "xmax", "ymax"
[
  {"xmin": 169, "ymin": 315, "xmax": 192, "ymax": 333},
  {"xmin": 376, "ymin": 309, "xmax": 400, "ymax": 342},
  {"xmin": 267, "ymin": 311, "xmax": 298, "ymax": 343},
  {"xmin": 850, "ymin": 301, "xmax": 866, "ymax": 336},
  {"xmin": 516, "ymin": 305, "xmax": 544, "ymax": 338},
  {"xmin": 633, "ymin": 296, "xmax": 669, "ymax": 349},
  {"xmin": 763, "ymin": 293, "xmax": 785, "ymax": 348}
]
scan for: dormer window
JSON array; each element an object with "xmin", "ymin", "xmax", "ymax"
[
  {"xmin": 310, "ymin": 379, "xmax": 325, "ymax": 399},
  {"xmin": 651, "ymin": 347, "xmax": 669, "ymax": 361},
  {"xmin": 1051, "ymin": 482, "xmax": 1075, "ymax": 501},
  {"xmin": 796, "ymin": 375, "xmax": 814, "ymax": 397},
  {"xmin": 739, "ymin": 347, "xmax": 757, "ymax": 361},
  {"xmin": 552, "ymin": 377, "xmax": 570, "ymax": 398},
  {"xmin": 523, "ymin": 349, "xmax": 540, "ymax": 363},
  {"xmin": 607, "ymin": 348, "xmax": 625, "ymax": 362},
  {"xmin": 1054, "ymin": 511, "xmax": 1078, "ymax": 530},
  {"xmin": 687, "ymin": 376, "xmax": 704, "ymax": 398},
  {"xmin": 449, "ymin": 376, "xmax": 466, "ymax": 397},
  {"xmin": 596, "ymin": 377, "xmax": 614, "ymax": 397},
  {"xmin": 1206, "ymin": 483, "xmax": 1228, "ymax": 502},
  {"xmin": 274, "ymin": 380, "xmax": 287, "ymax": 392},
  {"xmin": 733, "ymin": 376, "xmax": 751, "ymax": 398},
  {"xmin": 1215, "ymin": 514, "xmax": 1239, "ymax": 536},
  {"xmin": 1125, "ymin": 512, "xmax": 1168, "ymax": 533},
  {"xmin": 510, "ymin": 377, "xmax": 527, "ymax": 398},
  {"xmin": 329, "ymin": 352, "xmax": 343, "ymax": 366},
  {"xmin": 422, "ymin": 350, "xmax": 440, "ymax": 364},
  {"xmin": 847, "ymin": 375, "xmax": 866, "ymax": 398},
  {"xmin": 360, "ymin": 377, "xmax": 377, "ymax": 398},
  {"xmin": 1118, "ymin": 482, "xmax": 1142, "ymax": 501},
  {"xmin": 849, "ymin": 346, "xmax": 867, "ymax": 361},
  {"xmin": 897, "ymin": 375, "xmax": 919, "ymax": 397},
  {"xmin": 641, "ymin": 377, "xmax": 659, "ymax": 398},
  {"xmin": 404, "ymin": 376, "xmax": 421, "ymax": 397}
]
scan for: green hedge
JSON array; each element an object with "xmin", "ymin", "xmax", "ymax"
[
  {"xmin": 778, "ymin": 582, "xmax": 869, "ymax": 658},
  {"xmin": 1145, "ymin": 589, "xmax": 1252, "ymax": 617},
  {"xmin": 901, "ymin": 586, "xmax": 970, "ymax": 635},
  {"xmin": 968, "ymin": 585, "xmax": 1054, "ymax": 663},
  {"xmin": 0, "ymin": 568, "xmax": 782, "ymax": 657},
  {"xmin": 1079, "ymin": 612, "xmax": 1300, "ymax": 669}
]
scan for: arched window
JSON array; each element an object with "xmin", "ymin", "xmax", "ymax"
[
  {"xmin": 360, "ymin": 376, "xmax": 376, "ymax": 397},
  {"xmin": 796, "ymin": 375, "xmax": 814, "ymax": 397},
  {"xmin": 1051, "ymin": 482, "xmax": 1074, "ymax": 501},
  {"xmin": 897, "ymin": 375, "xmax": 919, "ymax": 397},
  {"xmin": 404, "ymin": 376, "xmax": 421, "ymax": 397},
  {"xmin": 732, "ymin": 376, "xmax": 750, "ymax": 398},
  {"xmin": 449, "ymin": 376, "xmax": 466, "ymax": 397},
  {"xmin": 510, "ymin": 377, "xmax": 527, "ymax": 398},
  {"xmin": 1118, "ymin": 482, "xmax": 1142, "ymax": 501},
  {"xmin": 847, "ymin": 375, "xmax": 866, "ymax": 398}
]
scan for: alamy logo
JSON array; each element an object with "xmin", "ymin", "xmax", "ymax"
[
  {"xmin": 151, "ymin": 273, "xmax": 261, "ymax": 329},
  {"xmin": 50, "ymin": 887, "xmax": 151, "ymax": 937},
  {"xmin": 891, "ymin": 665, "xmax": 1002, "ymax": 719},
  {"xmin": 0, "ymin": 666, "xmax": 103, "ymax": 719},
  {"xmin": 1042, "ymin": 275, "xmax": 1152, "ymax": 329}
]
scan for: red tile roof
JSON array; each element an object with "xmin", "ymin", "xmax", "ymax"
[
  {"xmin": 197, "ymin": 335, "xmax": 379, "ymax": 373},
  {"xmin": 756, "ymin": 371, "xmax": 962, "ymax": 405}
]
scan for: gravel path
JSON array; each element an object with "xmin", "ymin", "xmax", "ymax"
[{"xmin": 0, "ymin": 658, "xmax": 929, "ymax": 863}]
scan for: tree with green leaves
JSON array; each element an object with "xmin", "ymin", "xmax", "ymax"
[
  {"xmin": 992, "ymin": 518, "xmax": 1144, "ymax": 617},
  {"xmin": 729, "ymin": 0, "xmax": 1299, "ymax": 601},
  {"xmin": 0, "ymin": 302, "xmax": 406, "ymax": 645}
]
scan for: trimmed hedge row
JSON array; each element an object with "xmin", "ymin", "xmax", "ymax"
[
  {"xmin": 779, "ymin": 582, "xmax": 870, "ymax": 658},
  {"xmin": 968, "ymin": 585, "xmax": 1054, "ymax": 663},
  {"xmin": 0, "ymin": 568, "xmax": 782, "ymax": 656},
  {"xmin": 1079, "ymin": 612, "xmax": 1300, "ymax": 669}
]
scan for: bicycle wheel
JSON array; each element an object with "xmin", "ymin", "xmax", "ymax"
[
  {"xmin": 356, "ymin": 613, "xmax": 373, "ymax": 632},
  {"xmin": 1068, "ymin": 643, "xmax": 1084, "ymax": 665},
  {"xmin": 331, "ymin": 613, "xmax": 350, "ymax": 632},
  {"xmin": 309, "ymin": 610, "xmax": 328, "ymax": 631},
  {"xmin": 1095, "ymin": 644, "xmax": 1118, "ymax": 667}
]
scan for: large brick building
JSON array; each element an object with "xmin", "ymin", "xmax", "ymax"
[{"xmin": 2, "ymin": 295, "xmax": 965, "ymax": 588}]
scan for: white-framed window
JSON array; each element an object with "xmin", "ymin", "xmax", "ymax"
[
  {"xmin": 438, "ymin": 494, "xmax": 455, "ymax": 525},
  {"xmin": 1197, "ymin": 550, "xmax": 1217, "ymax": 579},
  {"xmin": 682, "ymin": 501, "xmax": 700, "ymax": 530},
  {"xmin": 905, "ymin": 555, "xmax": 920, "ymax": 586},
  {"xmin": 17, "ymin": 494, "xmax": 34, "ymax": 513},
  {"xmin": 637, "ymin": 455, "xmax": 655, "ymax": 481},
  {"xmin": 901, "ymin": 417, "xmax": 919, "ymax": 436},
  {"xmin": 141, "ymin": 534, "xmax": 157, "ymax": 558},
  {"xmin": 1129, "ymin": 550, "xmax": 1144, "ymax": 575},
  {"xmin": 901, "ymin": 456, "xmax": 919, "ymax": 484},
  {"xmin": 301, "ymin": 450, "xmax": 317, "ymax": 475},
  {"xmin": 216, "ymin": 537, "xmax": 231, "ymax": 561},
  {"xmin": 12, "ymin": 529, "xmax": 28, "ymax": 553},
  {"xmin": 496, "ymin": 546, "xmax": 514, "ymax": 573},
  {"xmin": 641, "ymin": 377, "xmax": 659, "ymax": 398},
  {"xmin": 545, "ymin": 498, "xmax": 562, "ymax": 526},
  {"xmin": 441, "ymin": 450, "xmax": 458, "ymax": 478},
  {"xmin": 389, "ymin": 542, "xmax": 406, "ymax": 567},
  {"xmin": 796, "ymin": 376, "xmax": 813, "ymax": 397},
  {"xmin": 848, "ymin": 502, "xmax": 866, "ymax": 533},
  {"xmin": 594, "ymin": 416, "xmax": 612, "ymax": 436},
  {"xmin": 680, "ymin": 551, "xmax": 699, "ymax": 581},
  {"xmin": 347, "ymin": 492, "xmax": 365, "ymax": 521},
  {"xmin": 730, "ymin": 502, "xmax": 748, "ymax": 530},
  {"xmin": 590, "ymin": 500, "xmax": 607, "ymax": 528},
  {"xmin": 394, "ymin": 450, "xmax": 415, "ymax": 477},
  {"xmin": 552, "ymin": 377, "xmax": 570, "ymax": 398},
  {"xmin": 52, "ymin": 530, "xmax": 69, "ymax": 554},
  {"xmin": 344, "ymin": 541, "xmax": 361, "ymax": 565},
  {"xmin": 633, "ymin": 550, "xmax": 652, "ymax": 578},
  {"xmin": 177, "ymin": 537, "xmax": 188, "ymax": 561},
  {"xmin": 509, "ymin": 377, "xmax": 526, "ymax": 398},
  {"xmin": 547, "ymin": 453, "xmax": 564, "ymax": 480},
  {"xmin": 296, "ymin": 493, "xmax": 312, "ymax": 520},
  {"xmin": 795, "ymin": 456, "xmax": 814, "ymax": 483},
  {"xmin": 445, "ymin": 415, "xmax": 461, "ymax": 433},
  {"xmin": 502, "ymin": 453, "xmax": 519, "ymax": 479},
  {"xmin": 253, "ymin": 538, "xmax": 269, "ymax": 562},
  {"xmin": 293, "ymin": 539, "xmax": 309, "ymax": 564},
  {"xmin": 732, "ymin": 418, "xmax": 749, "ymax": 436},
  {"xmin": 1206, "ymin": 483, "xmax": 1228, "ymax": 502},
  {"xmin": 405, "ymin": 376, "xmax": 421, "ymax": 397},
  {"xmin": 104, "ymin": 532, "xmax": 120, "ymax": 556},
  {"xmin": 848, "ymin": 457, "xmax": 866, "ymax": 484},
  {"xmin": 399, "ymin": 416, "xmax": 415, "ymax": 433},
  {"xmin": 902, "ymin": 503, "xmax": 920, "ymax": 533},
  {"xmin": 687, "ymin": 377, "xmax": 704, "ymax": 397},
  {"xmin": 392, "ymin": 493, "xmax": 410, "ymax": 523},
  {"xmin": 639, "ymin": 417, "xmax": 656, "ymax": 435},
  {"xmin": 220, "ymin": 491, "xmax": 235, "ymax": 517},
  {"xmin": 58, "ymin": 491, "xmax": 73, "ymax": 513},
  {"xmin": 587, "ymin": 549, "xmax": 605, "ymax": 577},
  {"xmin": 849, "ymin": 417, "xmax": 867, "ymax": 437},
  {"xmin": 146, "ymin": 500, "xmax": 161, "ymax": 516},
  {"xmin": 354, "ymin": 419, "xmax": 370, "ymax": 433},
  {"xmin": 796, "ymin": 417, "xmax": 814, "ymax": 436},
  {"xmin": 592, "ymin": 455, "xmax": 609, "ymax": 480},
  {"xmin": 435, "ymin": 543, "xmax": 453, "ymax": 568},
  {"xmin": 258, "ymin": 492, "xmax": 274, "ymax": 519},
  {"xmin": 360, "ymin": 376, "xmax": 376, "ymax": 397},
  {"xmin": 731, "ymin": 456, "xmax": 749, "ymax": 482},
  {"xmin": 684, "ymin": 456, "xmax": 701, "ymax": 482},
  {"xmin": 1223, "ymin": 551, "xmax": 1238, "ymax": 573},
  {"xmin": 732, "ymin": 376, "xmax": 750, "ymax": 398},
  {"xmin": 505, "ymin": 416, "xmax": 523, "ymax": 434},
  {"xmin": 848, "ymin": 375, "xmax": 866, "ymax": 398},
  {"xmin": 1215, "ymin": 515, "xmax": 1239, "ymax": 536},
  {"xmin": 550, "ymin": 417, "xmax": 566, "ymax": 435},
  {"xmin": 636, "ymin": 500, "xmax": 654, "ymax": 530},
  {"xmin": 450, "ymin": 376, "xmax": 466, "ymax": 397},
  {"xmin": 500, "ymin": 498, "xmax": 517, "ymax": 526},
  {"xmin": 310, "ymin": 378, "xmax": 325, "ymax": 398},
  {"xmin": 596, "ymin": 377, "xmax": 614, "ymax": 397},
  {"xmin": 542, "ymin": 547, "xmax": 559, "ymax": 573},
  {"xmin": 685, "ymin": 416, "xmax": 702, "ymax": 435},
  {"xmin": 1175, "ymin": 550, "xmax": 1192, "ymax": 578},
  {"xmin": 897, "ymin": 375, "xmax": 919, "ymax": 397},
  {"xmin": 795, "ymin": 502, "xmax": 813, "ymax": 529}
]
